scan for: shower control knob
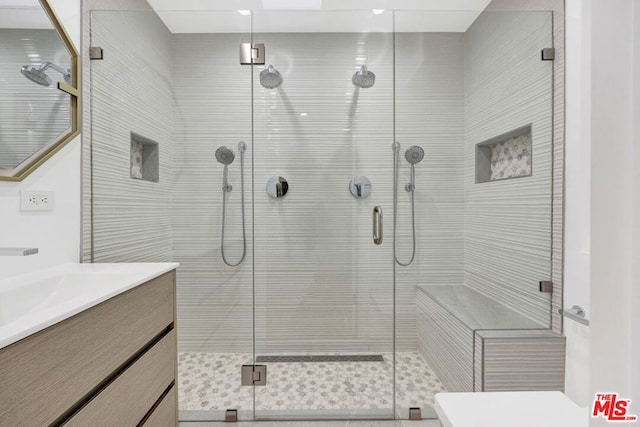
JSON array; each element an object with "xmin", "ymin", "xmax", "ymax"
[
  {"xmin": 350, "ymin": 176, "xmax": 371, "ymax": 199},
  {"xmin": 266, "ymin": 176, "xmax": 288, "ymax": 198}
]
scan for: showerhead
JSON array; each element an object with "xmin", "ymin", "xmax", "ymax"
[
  {"xmin": 20, "ymin": 62, "xmax": 70, "ymax": 87},
  {"xmin": 352, "ymin": 65, "xmax": 375, "ymax": 89},
  {"xmin": 21, "ymin": 65, "xmax": 51, "ymax": 87},
  {"xmin": 215, "ymin": 146, "xmax": 235, "ymax": 165},
  {"xmin": 405, "ymin": 145, "xmax": 424, "ymax": 164},
  {"xmin": 260, "ymin": 65, "xmax": 282, "ymax": 89}
]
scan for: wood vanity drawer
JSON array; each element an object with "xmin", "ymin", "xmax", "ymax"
[
  {"xmin": 142, "ymin": 386, "xmax": 177, "ymax": 427},
  {"xmin": 0, "ymin": 271, "xmax": 175, "ymax": 427},
  {"xmin": 64, "ymin": 329, "xmax": 176, "ymax": 426}
]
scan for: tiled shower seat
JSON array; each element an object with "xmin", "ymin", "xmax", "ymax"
[{"xmin": 416, "ymin": 285, "xmax": 565, "ymax": 393}]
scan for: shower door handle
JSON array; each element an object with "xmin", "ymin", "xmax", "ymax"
[{"xmin": 373, "ymin": 206, "xmax": 383, "ymax": 245}]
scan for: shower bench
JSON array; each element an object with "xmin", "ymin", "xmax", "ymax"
[{"xmin": 417, "ymin": 285, "xmax": 565, "ymax": 392}]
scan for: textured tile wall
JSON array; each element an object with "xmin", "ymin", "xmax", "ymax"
[
  {"xmin": 81, "ymin": 0, "xmax": 154, "ymax": 262},
  {"xmin": 173, "ymin": 32, "xmax": 464, "ymax": 353},
  {"xmin": 476, "ymin": 329, "xmax": 566, "ymax": 391},
  {"xmin": 463, "ymin": 11, "xmax": 555, "ymax": 327},
  {"xmin": 252, "ymin": 32, "xmax": 396, "ymax": 353},
  {"xmin": 416, "ymin": 290, "xmax": 474, "ymax": 392},
  {"xmin": 484, "ymin": 0, "xmax": 565, "ymax": 335},
  {"xmin": 0, "ymin": 29, "xmax": 71, "ymax": 170},
  {"xmin": 393, "ymin": 33, "xmax": 466, "ymax": 349},
  {"xmin": 87, "ymin": 10, "xmax": 174, "ymax": 262},
  {"xmin": 172, "ymin": 32, "xmax": 254, "ymax": 353},
  {"xmin": 84, "ymin": 7, "xmax": 561, "ymax": 354}
]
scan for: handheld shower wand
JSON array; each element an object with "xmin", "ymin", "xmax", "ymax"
[
  {"xmin": 393, "ymin": 143, "xmax": 424, "ymax": 267},
  {"xmin": 404, "ymin": 145, "xmax": 424, "ymax": 192},
  {"xmin": 216, "ymin": 143, "xmax": 247, "ymax": 267},
  {"xmin": 222, "ymin": 164, "xmax": 231, "ymax": 192}
]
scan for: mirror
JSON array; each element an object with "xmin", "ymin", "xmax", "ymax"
[
  {"xmin": 0, "ymin": 0, "xmax": 80, "ymax": 181},
  {"xmin": 266, "ymin": 176, "xmax": 288, "ymax": 198}
]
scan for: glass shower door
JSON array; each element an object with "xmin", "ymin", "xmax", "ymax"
[
  {"xmin": 90, "ymin": 9, "xmax": 255, "ymax": 422},
  {"xmin": 251, "ymin": 10, "xmax": 395, "ymax": 420}
]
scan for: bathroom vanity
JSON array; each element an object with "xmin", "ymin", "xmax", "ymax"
[{"xmin": 0, "ymin": 263, "xmax": 178, "ymax": 426}]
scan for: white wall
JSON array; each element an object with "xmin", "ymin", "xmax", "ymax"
[
  {"xmin": 633, "ymin": 0, "xmax": 640, "ymax": 411},
  {"xmin": 0, "ymin": 0, "xmax": 81, "ymax": 280},
  {"xmin": 589, "ymin": 0, "xmax": 637, "ymax": 424},
  {"xmin": 563, "ymin": 0, "xmax": 591, "ymax": 407}
]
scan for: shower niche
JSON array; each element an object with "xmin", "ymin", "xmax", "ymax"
[
  {"xmin": 130, "ymin": 132, "xmax": 159, "ymax": 182},
  {"xmin": 475, "ymin": 124, "xmax": 532, "ymax": 183}
]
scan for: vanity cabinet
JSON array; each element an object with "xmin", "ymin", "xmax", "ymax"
[{"xmin": 0, "ymin": 270, "xmax": 177, "ymax": 427}]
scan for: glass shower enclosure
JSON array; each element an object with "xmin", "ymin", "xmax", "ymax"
[
  {"xmin": 251, "ymin": 10, "xmax": 395, "ymax": 420},
  {"xmin": 87, "ymin": 6, "xmax": 555, "ymax": 422}
]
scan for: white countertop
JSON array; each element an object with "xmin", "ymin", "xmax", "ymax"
[
  {"xmin": 435, "ymin": 391, "xmax": 588, "ymax": 427},
  {"xmin": 0, "ymin": 262, "xmax": 179, "ymax": 350}
]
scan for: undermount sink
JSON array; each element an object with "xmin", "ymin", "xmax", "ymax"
[{"xmin": 0, "ymin": 262, "xmax": 178, "ymax": 349}]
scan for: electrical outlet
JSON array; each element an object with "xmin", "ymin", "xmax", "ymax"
[{"xmin": 21, "ymin": 190, "xmax": 54, "ymax": 211}]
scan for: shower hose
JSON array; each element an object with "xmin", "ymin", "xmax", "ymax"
[
  {"xmin": 393, "ymin": 142, "xmax": 417, "ymax": 266},
  {"xmin": 221, "ymin": 146, "xmax": 247, "ymax": 267}
]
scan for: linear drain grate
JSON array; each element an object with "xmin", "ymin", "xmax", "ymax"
[{"xmin": 255, "ymin": 354, "xmax": 384, "ymax": 363}]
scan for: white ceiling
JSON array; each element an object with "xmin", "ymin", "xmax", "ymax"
[
  {"xmin": 146, "ymin": 0, "xmax": 492, "ymax": 33},
  {"xmin": 0, "ymin": 0, "xmax": 52, "ymax": 29},
  {"xmin": 0, "ymin": 0, "xmax": 39, "ymax": 6}
]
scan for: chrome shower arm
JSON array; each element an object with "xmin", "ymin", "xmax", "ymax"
[{"xmin": 40, "ymin": 62, "xmax": 71, "ymax": 81}]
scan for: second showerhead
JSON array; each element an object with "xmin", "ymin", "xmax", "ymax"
[
  {"xmin": 352, "ymin": 65, "xmax": 375, "ymax": 89},
  {"xmin": 260, "ymin": 64, "xmax": 283, "ymax": 89}
]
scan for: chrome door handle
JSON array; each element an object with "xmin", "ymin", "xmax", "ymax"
[{"xmin": 373, "ymin": 206, "xmax": 383, "ymax": 245}]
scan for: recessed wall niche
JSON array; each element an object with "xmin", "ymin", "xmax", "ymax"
[
  {"xmin": 475, "ymin": 124, "xmax": 532, "ymax": 183},
  {"xmin": 130, "ymin": 132, "xmax": 159, "ymax": 182}
]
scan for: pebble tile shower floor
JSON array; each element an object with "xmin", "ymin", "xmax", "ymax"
[{"xmin": 178, "ymin": 352, "xmax": 445, "ymax": 414}]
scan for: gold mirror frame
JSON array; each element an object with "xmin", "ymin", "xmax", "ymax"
[{"xmin": 0, "ymin": 0, "xmax": 80, "ymax": 182}]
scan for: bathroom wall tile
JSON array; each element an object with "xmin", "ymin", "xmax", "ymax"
[
  {"xmin": 172, "ymin": 32, "xmax": 465, "ymax": 353},
  {"xmin": 84, "ymin": 3, "xmax": 561, "ymax": 374},
  {"xmin": 484, "ymin": 0, "xmax": 565, "ymax": 334},
  {"xmin": 463, "ymin": 11, "xmax": 554, "ymax": 327},
  {"xmin": 88, "ymin": 10, "xmax": 173, "ymax": 263}
]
